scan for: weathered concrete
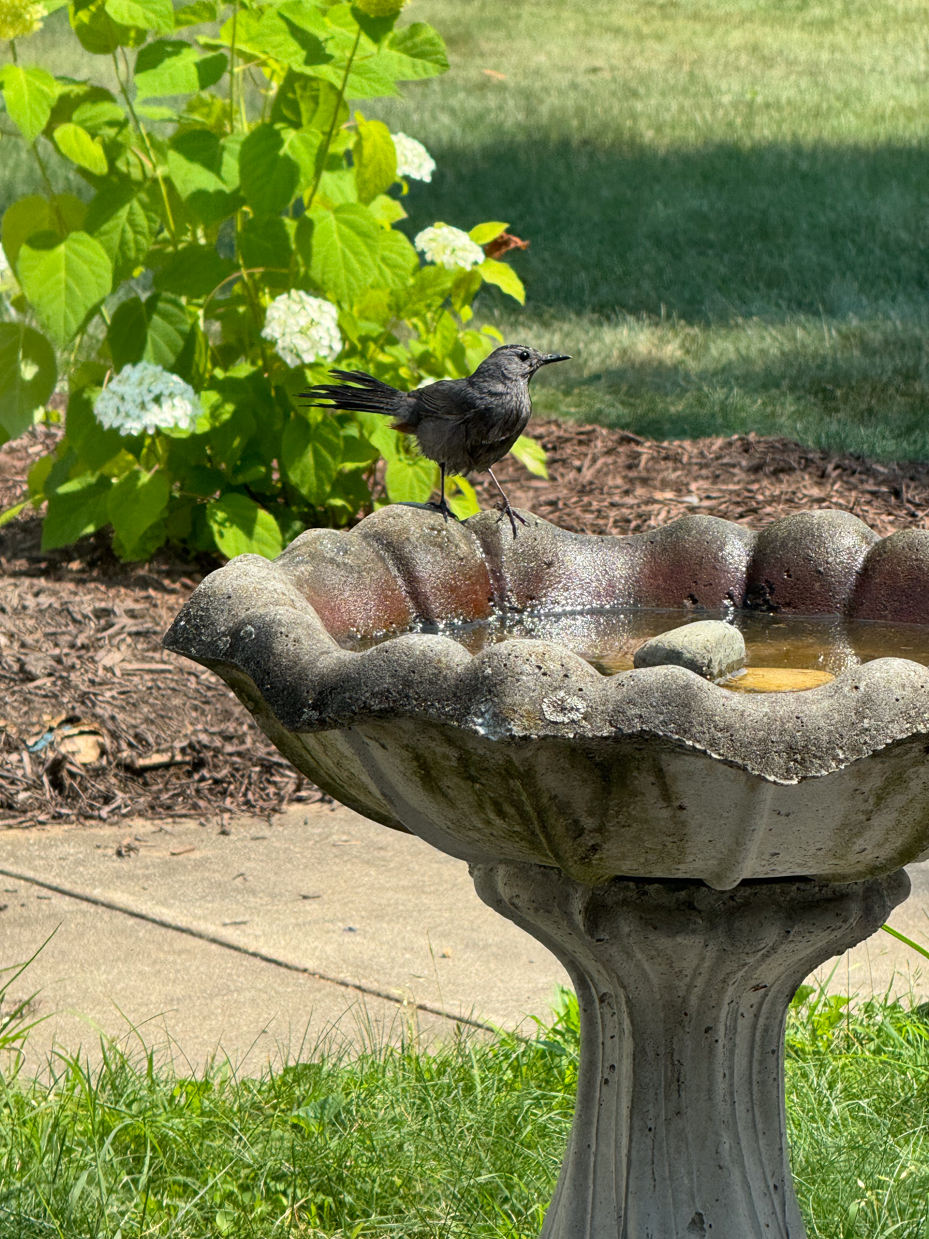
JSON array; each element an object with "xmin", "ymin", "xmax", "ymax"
[
  {"xmin": 633, "ymin": 618, "xmax": 746, "ymax": 679},
  {"xmin": 0, "ymin": 804, "xmax": 570, "ymax": 1070},
  {"xmin": 160, "ymin": 504, "xmax": 929, "ymax": 1237},
  {"xmin": 0, "ymin": 805, "xmax": 924, "ymax": 1078},
  {"xmin": 163, "ymin": 507, "xmax": 929, "ymax": 888},
  {"xmin": 475, "ymin": 864, "xmax": 909, "ymax": 1239}
]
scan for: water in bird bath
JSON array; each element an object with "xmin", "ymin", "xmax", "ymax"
[{"xmin": 339, "ymin": 609, "xmax": 929, "ymax": 690}]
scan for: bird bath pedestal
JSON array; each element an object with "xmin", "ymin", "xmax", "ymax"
[{"xmin": 165, "ymin": 506, "xmax": 929, "ymax": 1239}]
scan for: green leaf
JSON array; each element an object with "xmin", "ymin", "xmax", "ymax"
[
  {"xmin": 153, "ymin": 245, "xmax": 233, "ymax": 299},
  {"xmin": 276, "ymin": 0, "xmax": 329, "ymax": 40},
  {"xmin": 84, "ymin": 181, "xmax": 156, "ymax": 282},
  {"xmin": 469, "ymin": 221, "xmax": 508, "ymax": 246},
  {"xmin": 376, "ymin": 22, "xmax": 448, "ymax": 81},
  {"xmin": 64, "ymin": 385, "xmax": 124, "ymax": 470},
  {"xmin": 368, "ymin": 193, "xmax": 406, "ymax": 228},
  {"xmin": 232, "ymin": 6, "xmax": 330, "ymax": 71},
  {"xmin": 390, "ymin": 264, "xmax": 455, "ymax": 319},
  {"xmin": 107, "ymin": 293, "xmax": 191, "ymax": 370},
  {"xmin": 17, "ymin": 231, "xmax": 113, "ymax": 348},
  {"xmin": 0, "ymin": 66, "xmax": 59, "ymax": 145},
  {"xmin": 384, "ymin": 451, "xmax": 436, "ymax": 504},
  {"xmin": 375, "ymin": 228, "xmax": 418, "ymax": 289},
  {"xmin": 42, "ymin": 474, "xmax": 113, "ymax": 550},
  {"xmin": 309, "ymin": 203, "xmax": 380, "ymax": 302},
  {"xmin": 477, "ymin": 257, "xmax": 525, "ymax": 305},
  {"xmin": 0, "ymin": 323, "xmax": 57, "ymax": 440},
  {"xmin": 2, "ymin": 196, "xmax": 54, "ymax": 270},
  {"xmin": 281, "ymin": 414, "xmax": 342, "ymax": 504},
  {"xmin": 270, "ymin": 71, "xmax": 347, "ymax": 133},
  {"xmin": 104, "ymin": 0, "xmax": 174, "ymax": 32},
  {"xmin": 166, "ymin": 129, "xmax": 226, "ymax": 194},
  {"xmin": 206, "ymin": 493, "xmax": 284, "ymax": 560},
  {"xmin": 107, "ymin": 467, "xmax": 171, "ymax": 557},
  {"xmin": 447, "ymin": 473, "xmax": 480, "ymax": 519},
  {"xmin": 72, "ymin": 98, "xmax": 126, "ymax": 133},
  {"xmin": 135, "ymin": 40, "xmax": 227, "ymax": 99},
  {"xmin": 53, "ymin": 122, "xmax": 109, "ymax": 175},
  {"xmin": 174, "ymin": 0, "xmax": 215, "ymax": 26},
  {"xmin": 70, "ymin": 0, "xmax": 143, "ymax": 54},
  {"xmin": 2, "ymin": 193, "xmax": 90, "ymax": 270},
  {"xmin": 239, "ymin": 124, "xmax": 321, "ymax": 218},
  {"xmin": 509, "ymin": 433, "xmax": 548, "ymax": 479},
  {"xmin": 315, "ymin": 57, "xmax": 397, "ymax": 99},
  {"xmin": 28, "ymin": 454, "xmax": 55, "ymax": 497},
  {"xmin": 354, "ymin": 116, "xmax": 397, "ymax": 204},
  {"xmin": 0, "ymin": 502, "xmax": 28, "ymax": 527},
  {"xmin": 238, "ymin": 215, "xmax": 294, "ymax": 273}
]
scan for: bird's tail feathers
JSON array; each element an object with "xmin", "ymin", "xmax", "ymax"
[{"xmin": 302, "ymin": 370, "xmax": 405, "ymax": 417}]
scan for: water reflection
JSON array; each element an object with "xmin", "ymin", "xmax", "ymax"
[{"xmin": 340, "ymin": 608, "xmax": 929, "ymax": 678}]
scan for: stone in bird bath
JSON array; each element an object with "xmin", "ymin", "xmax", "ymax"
[{"xmin": 633, "ymin": 617, "xmax": 745, "ymax": 680}]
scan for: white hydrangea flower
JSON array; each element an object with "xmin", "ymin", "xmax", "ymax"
[
  {"xmin": 94, "ymin": 362, "xmax": 199, "ymax": 436},
  {"xmin": 261, "ymin": 291, "xmax": 342, "ymax": 368},
  {"xmin": 392, "ymin": 132, "xmax": 436, "ymax": 183},
  {"xmin": 414, "ymin": 224, "xmax": 485, "ymax": 271}
]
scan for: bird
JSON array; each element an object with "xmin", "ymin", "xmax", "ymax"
[{"xmin": 302, "ymin": 344, "xmax": 570, "ymax": 536}]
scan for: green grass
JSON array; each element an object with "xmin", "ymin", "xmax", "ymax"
[
  {"xmin": 0, "ymin": 987, "xmax": 927, "ymax": 1237},
  {"xmin": 5, "ymin": 0, "xmax": 929, "ymax": 456}
]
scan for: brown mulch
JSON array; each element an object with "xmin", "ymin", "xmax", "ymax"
[
  {"xmin": 472, "ymin": 421, "xmax": 929, "ymax": 538},
  {"xmin": 2, "ymin": 419, "xmax": 927, "ymax": 829}
]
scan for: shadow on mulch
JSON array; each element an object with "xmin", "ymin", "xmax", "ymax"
[{"xmin": 2, "ymin": 420, "xmax": 927, "ymax": 829}]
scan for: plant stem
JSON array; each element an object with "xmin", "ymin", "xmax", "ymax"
[
  {"xmin": 303, "ymin": 26, "xmax": 361, "ymax": 214},
  {"xmin": 31, "ymin": 143, "xmax": 66, "ymax": 233},
  {"xmin": 10, "ymin": 39, "xmax": 17, "ymax": 63},
  {"xmin": 112, "ymin": 50, "xmax": 179, "ymax": 245},
  {"xmin": 228, "ymin": 0, "xmax": 239, "ymax": 132}
]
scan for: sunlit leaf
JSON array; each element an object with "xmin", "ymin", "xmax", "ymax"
[
  {"xmin": 53, "ymin": 122, "xmax": 109, "ymax": 175},
  {"xmin": 509, "ymin": 433, "xmax": 548, "ymax": 479},
  {"xmin": 0, "ymin": 323, "xmax": 57, "ymax": 441},
  {"xmin": 0, "ymin": 65, "xmax": 58, "ymax": 145},
  {"xmin": 478, "ymin": 257, "xmax": 525, "ymax": 304},
  {"xmin": 17, "ymin": 231, "xmax": 113, "ymax": 347},
  {"xmin": 206, "ymin": 493, "xmax": 283, "ymax": 559}
]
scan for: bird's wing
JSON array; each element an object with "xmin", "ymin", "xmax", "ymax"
[{"xmin": 414, "ymin": 379, "xmax": 480, "ymax": 419}]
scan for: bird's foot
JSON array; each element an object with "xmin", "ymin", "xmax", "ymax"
[
  {"xmin": 427, "ymin": 498, "xmax": 459, "ymax": 523},
  {"xmin": 496, "ymin": 503, "xmax": 528, "ymax": 538}
]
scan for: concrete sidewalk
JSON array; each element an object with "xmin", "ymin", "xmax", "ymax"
[{"xmin": 0, "ymin": 803, "xmax": 925, "ymax": 1072}]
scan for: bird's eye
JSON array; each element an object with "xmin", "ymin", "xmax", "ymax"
[{"xmin": 518, "ymin": 349, "xmax": 530, "ymax": 361}]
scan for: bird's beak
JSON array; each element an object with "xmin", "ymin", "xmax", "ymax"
[{"xmin": 536, "ymin": 353, "xmax": 571, "ymax": 368}]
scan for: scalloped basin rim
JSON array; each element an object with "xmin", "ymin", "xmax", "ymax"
[{"xmin": 163, "ymin": 506, "xmax": 929, "ymax": 786}]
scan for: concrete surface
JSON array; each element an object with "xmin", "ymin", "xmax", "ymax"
[
  {"xmin": 0, "ymin": 802, "xmax": 924, "ymax": 1073},
  {"xmin": 0, "ymin": 803, "xmax": 571, "ymax": 1070}
]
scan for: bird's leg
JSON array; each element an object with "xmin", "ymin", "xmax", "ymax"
[
  {"xmin": 487, "ymin": 466, "xmax": 527, "ymax": 538},
  {"xmin": 427, "ymin": 463, "xmax": 457, "ymax": 522}
]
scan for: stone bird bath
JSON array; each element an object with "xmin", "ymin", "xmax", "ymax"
[{"xmin": 164, "ymin": 507, "xmax": 929, "ymax": 1239}]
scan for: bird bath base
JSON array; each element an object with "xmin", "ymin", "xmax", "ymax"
[
  {"xmin": 473, "ymin": 864, "xmax": 909, "ymax": 1239},
  {"xmin": 163, "ymin": 506, "xmax": 929, "ymax": 1238}
]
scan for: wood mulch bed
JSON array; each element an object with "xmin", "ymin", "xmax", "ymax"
[{"xmin": 2, "ymin": 420, "xmax": 927, "ymax": 829}]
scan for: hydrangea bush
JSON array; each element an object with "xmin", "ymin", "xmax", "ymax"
[{"xmin": 0, "ymin": 0, "xmax": 542, "ymax": 561}]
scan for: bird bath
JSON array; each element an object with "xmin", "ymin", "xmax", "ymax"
[{"xmin": 164, "ymin": 507, "xmax": 929, "ymax": 1239}]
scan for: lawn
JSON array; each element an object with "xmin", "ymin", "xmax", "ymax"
[
  {"xmin": 0, "ymin": 988, "xmax": 926, "ymax": 1237},
  {"xmin": 4, "ymin": 0, "xmax": 929, "ymax": 458}
]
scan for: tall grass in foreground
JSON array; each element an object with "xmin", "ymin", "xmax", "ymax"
[{"xmin": 0, "ymin": 988, "xmax": 926, "ymax": 1237}]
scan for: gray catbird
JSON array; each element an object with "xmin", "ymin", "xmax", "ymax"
[{"xmin": 303, "ymin": 344, "xmax": 570, "ymax": 535}]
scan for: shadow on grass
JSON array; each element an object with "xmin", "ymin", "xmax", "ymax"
[
  {"xmin": 391, "ymin": 136, "xmax": 929, "ymax": 455},
  {"xmin": 402, "ymin": 137, "xmax": 929, "ymax": 321}
]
